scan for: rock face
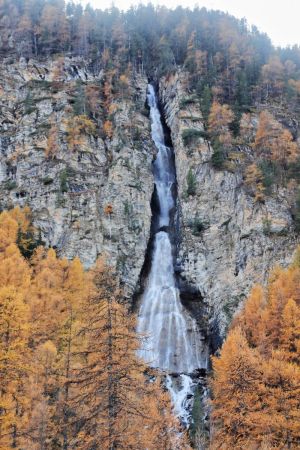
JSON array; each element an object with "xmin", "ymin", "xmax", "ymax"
[
  {"xmin": 160, "ymin": 72, "xmax": 299, "ymax": 339},
  {"xmin": 0, "ymin": 57, "xmax": 299, "ymax": 332},
  {"xmin": 0, "ymin": 57, "xmax": 154, "ymax": 297}
]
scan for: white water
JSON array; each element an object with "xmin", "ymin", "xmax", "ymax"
[{"xmin": 137, "ymin": 84, "xmax": 207, "ymax": 424}]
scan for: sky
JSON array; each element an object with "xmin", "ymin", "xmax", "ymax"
[{"xmin": 79, "ymin": 0, "xmax": 300, "ymax": 48}]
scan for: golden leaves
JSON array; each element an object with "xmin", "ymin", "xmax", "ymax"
[{"xmin": 211, "ymin": 257, "xmax": 300, "ymax": 449}]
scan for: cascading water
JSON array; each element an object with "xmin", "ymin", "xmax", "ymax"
[{"xmin": 137, "ymin": 84, "xmax": 207, "ymax": 425}]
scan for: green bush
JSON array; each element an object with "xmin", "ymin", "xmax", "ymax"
[
  {"xmin": 293, "ymin": 189, "xmax": 300, "ymax": 233},
  {"xmin": 59, "ymin": 169, "xmax": 68, "ymax": 193},
  {"xmin": 211, "ymin": 139, "xmax": 225, "ymax": 169},
  {"xmin": 288, "ymin": 157, "xmax": 300, "ymax": 183},
  {"xmin": 179, "ymin": 95, "xmax": 198, "ymax": 108},
  {"xmin": 262, "ymin": 217, "xmax": 272, "ymax": 235},
  {"xmin": 187, "ymin": 216, "xmax": 207, "ymax": 236},
  {"xmin": 186, "ymin": 168, "xmax": 197, "ymax": 196},
  {"xmin": 259, "ymin": 160, "xmax": 279, "ymax": 193},
  {"xmin": 4, "ymin": 180, "xmax": 17, "ymax": 190},
  {"xmin": 182, "ymin": 128, "xmax": 207, "ymax": 145}
]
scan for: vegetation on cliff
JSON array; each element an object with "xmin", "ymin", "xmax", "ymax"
[{"xmin": 1, "ymin": 0, "xmax": 300, "ymax": 224}]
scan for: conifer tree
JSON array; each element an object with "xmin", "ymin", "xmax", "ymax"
[{"xmin": 212, "ymin": 255, "xmax": 300, "ymax": 449}]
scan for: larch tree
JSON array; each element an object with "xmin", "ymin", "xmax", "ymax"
[
  {"xmin": 244, "ymin": 163, "xmax": 265, "ymax": 202},
  {"xmin": 0, "ymin": 287, "xmax": 30, "ymax": 449},
  {"xmin": 255, "ymin": 110, "xmax": 299, "ymax": 168},
  {"xmin": 56, "ymin": 257, "xmax": 89, "ymax": 450},
  {"xmin": 211, "ymin": 328, "xmax": 266, "ymax": 449},
  {"xmin": 279, "ymin": 298, "xmax": 300, "ymax": 364},
  {"xmin": 25, "ymin": 340, "xmax": 58, "ymax": 450},
  {"xmin": 208, "ymin": 101, "xmax": 234, "ymax": 146},
  {"xmin": 261, "ymin": 56, "xmax": 285, "ymax": 98},
  {"xmin": 211, "ymin": 252, "xmax": 300, "ymax": 449},
  {"xmin": 0, "ymin": 212, "xmax": 31, "ymax": 448},
  {"xmin": 71, "ymin": 258, "xmax": 187, "ymax": 450},
  {"xmin": 46, "ymin": 121, "xmax": 60, "ymax": 159}
]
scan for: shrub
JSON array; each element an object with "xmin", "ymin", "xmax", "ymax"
[
  {"xmin": 59, "ymin": 169, "xmax": 68, "ymax": 193},
  {"xmin": 186, "ymin": 168, "xmax": 197, "ymax": 196},
  {"xmin": 182, "ymin": 128, "xmax": 207, "ymax": 146},
  {"xmin": 4, "ymin": 180, "xmax": 17, "ymax": 190},
  {"xmin": 187, "ymin": 216, "xmax": 207, "ymax": 236},
  {"xmin": 258, "ymin": 160, "xmax": 279, "ymax": 194},
  {"xmin": 288, "ymin": 157, "xmax": 300, "ymax": 183},
  {"xmin": 211, "ymin": 139, "xmax": 225, "ymax": 169},
  {"xmin": 179, "ymin": 95, "xmax": 198, "ymax": 108},
  {"xmin": 262, "ymin": 217, "xmax": 272, "ymax": 235},
  {"xmin": 293, "ymin": 189, "xmax": 300, "ymax": 233}
]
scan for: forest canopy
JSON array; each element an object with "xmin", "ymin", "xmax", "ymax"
[
  {"xmin": 1, "ymin": 0, "xmax": 300, "ymax": 101},
  {"xmin": 211, "ymin": 254, "xmax": 300, "ymax": 449},
  {"xmin": 0, "ymin": 207, "xmax": 190, "ymax": 449}
]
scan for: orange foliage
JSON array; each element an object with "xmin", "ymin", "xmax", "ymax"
[
  {"xmin": 66, "ymin": 115, "xmax": 96, "ymax": 151},
  {"xmin": 255, "ymin": 110, "xmax": 299, "ymax": 164},
  {"xmin": 46, "ymin": 121, "xmax": 59, "ymax": 158},
  {"xmin": 211, "ymin": 252, "xmax": 300, "ymax": 449},
  {"xmin": 208, "ymin": 101, "xmax": 234, "ymax": 146},
  {"xmin": 103, "ymin": 119, "xmax": 113, "ymax": 139},
  {"xmin": 244, "ymin": 163, "xmax": 265, "ymax": 202},
  {"xmin": 104, "ymin": 203, "xmax": 113, "ymax": 215},
  {"xmin": 0, "ymin": 208, "xmax": 185, "ymax": 449}
]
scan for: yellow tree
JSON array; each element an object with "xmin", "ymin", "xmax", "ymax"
[
  {"xmin": 66, "ymin": 115, "xmax": 96, "ymax": 152},
  {"xmin": 255, "ymin": 110, "xmax": 299, "ymax": 166},
  {"xmin": 0, "ymin": 212, "xmax": 18, "ymax": 251},
  {"xmin": 0, "ymin": 286, "xmax": 30, "ymax": 448},
  {"xmin": 279, "ymin": 298, "xmax": 300, "ymax": 364},
  {"xmin": 244, "ymin": 163, "xmax": 265, "ymax": 202},
  {"xmin": 212, "ymin": 257, "xmax": 300, "ymax": 449},
  {"xmin": 29, "ymin": 248, "xmax": 68, "ymax": 345},
  {"xmin": 208, "ymin": 101, "xmax": 234, "ymax": 146},
  {"xmin": 233, "ymin": 284, "xmax": 265, "ymax": 347},
  {"xmin": 56, "ymin": 257, "xmax": 89, "ymax": 450},
  {"xmin": 261, "ymin": 56, "xmax": 284, "ymax": 98},
  {"xmin": 211, "ymin": 327, "xmax": 266, "ymax": 449},
  {"xmin": 71, "ymin": 259, "xmax": 186, "ymax": 449},
  {"xmin": 25, "ymin": 340, "xmax": 58, "ymax": 450},
  {"xmin": 46, "ymin": 121, "xmax": 59, "ymax": 158}
]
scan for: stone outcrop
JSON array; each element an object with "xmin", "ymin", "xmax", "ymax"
[{"xmin": 160, "ymin": 72, "xmax": 299, "ymax": 340}]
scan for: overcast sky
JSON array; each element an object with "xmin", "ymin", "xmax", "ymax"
[{"xmin": 79, "ymin": 0, "xmax": 300, "ymax": 48}]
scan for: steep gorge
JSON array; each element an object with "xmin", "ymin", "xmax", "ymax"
[{"xmin": 136, "ymin": 84, "xmax": 208, "ymax": 424}]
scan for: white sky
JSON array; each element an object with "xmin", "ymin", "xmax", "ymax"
[{"xmin": 79, "ymin": 0, "xmax": 300, "ymax": 48}]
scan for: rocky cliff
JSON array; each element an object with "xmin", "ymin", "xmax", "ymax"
[
  {"xmin": 160, "ymin": 71, "xmax": 299, "ymax": 341},
  {"xmin": 0, "ymin": 57, "xmax": 154, "ymax": 297},
  {"xmin": 0, "ymin": 57, "xmax": 298, "ymax": 334}
]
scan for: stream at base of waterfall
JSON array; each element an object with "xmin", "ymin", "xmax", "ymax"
[{"xmin": 137, "ymin": 84, "xmax": 208, "ymax": 426}]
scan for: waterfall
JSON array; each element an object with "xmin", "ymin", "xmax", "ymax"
[{"xmin": 137, "ymin": 84, "xmax": 207, "ymax": 424}]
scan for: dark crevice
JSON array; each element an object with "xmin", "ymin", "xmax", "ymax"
[{"xmin": 133, "ymin": 82, "xmax": 207, "ymax": 332}]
